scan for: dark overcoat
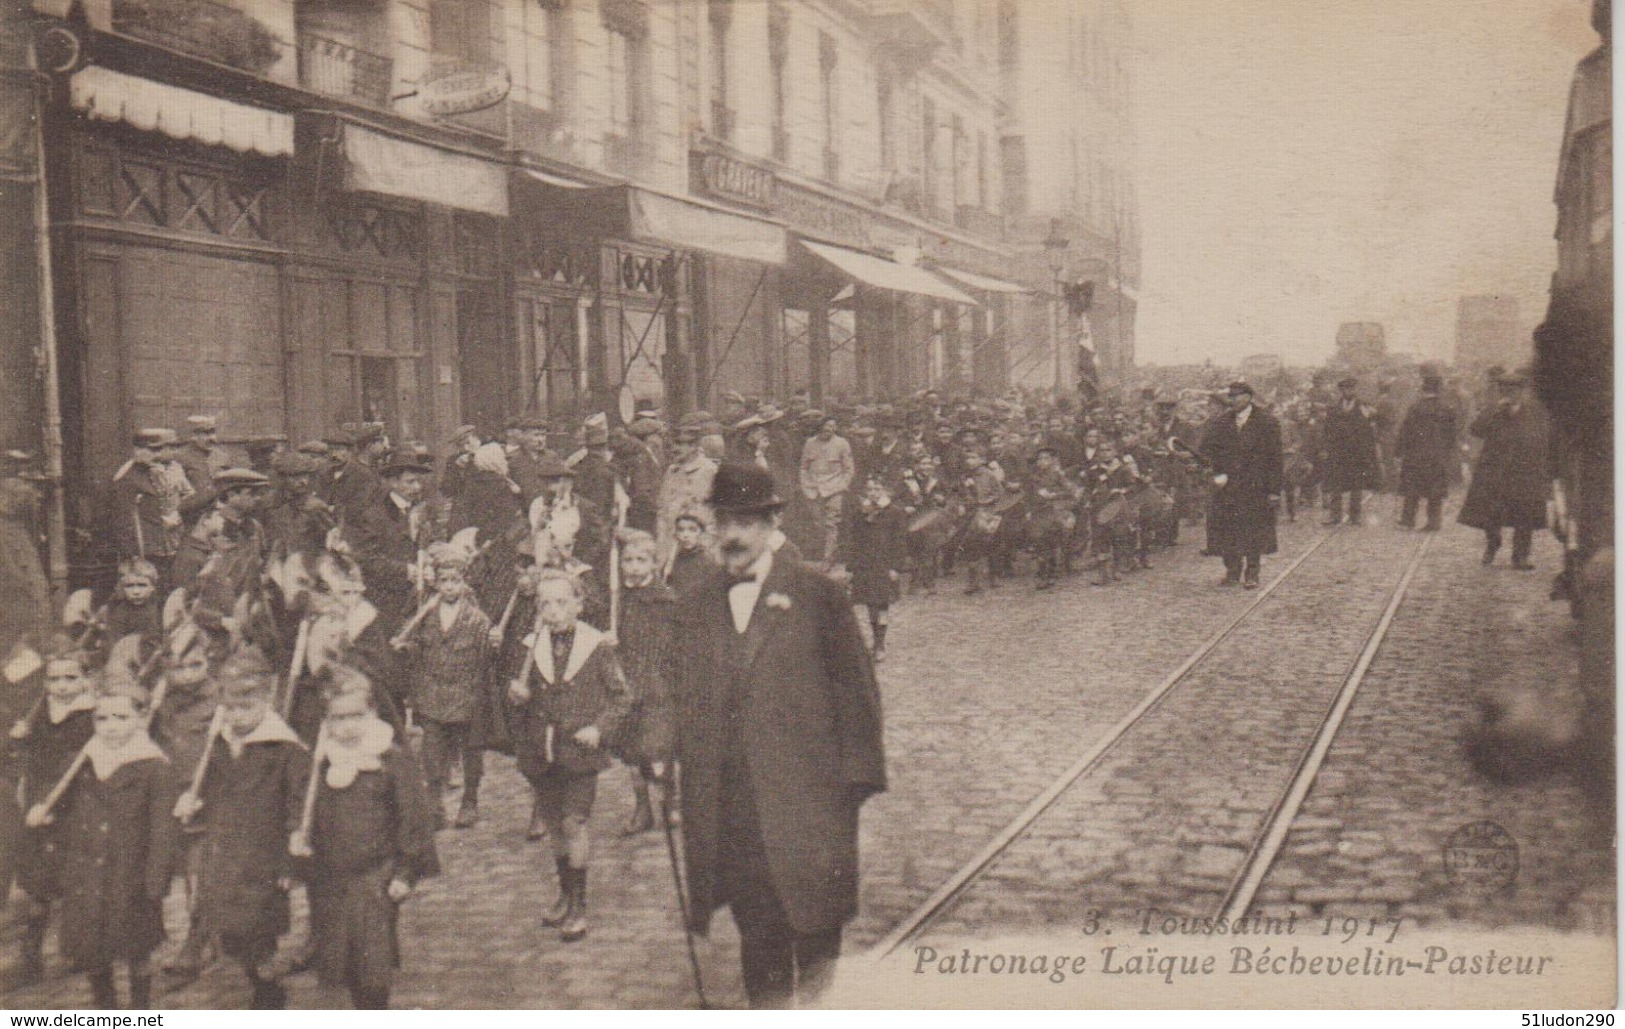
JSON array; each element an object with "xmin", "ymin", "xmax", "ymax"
[
  {"xmin": 55, "ymin": 752, "xmax": 181, "ymax": 970},
  {"xmin": 611, "ymin": 584, "xmax": 678, "ymax": 768},
  {"xmin": 1458, "ymin": 403, "xmax": 1552, "ymax": 531},
  {"xmin": 1320, "ymin": 401, "xmax": 1382, "ymax": 492},
  {"xmin": 844, "ymin": 505, "xmax": 908, "ymax": 607},
  {"xmin": 1395, "ymin": 396, "xmax": 1460, "ymax": 499},
  {"xmin": 675, "ymin": 558, "xmax": 886, "ymax": 936},
  {"xmin": 403, "ymin": 598, "xmax": 491, "ymax": 725},
  {"xmin": 9, "ymin": 704, "xmax": 94, "ymax": 899},
  {"xmin": 348, "ymin": 494, "xmax": 424, "ymax": 634},
  {"xmin": 307, "ymin": 744, "xmax": 439, "ymax": 994},
  {"xmin": 1201, "ymin": 406, "xmax": 1283, "ymax": 557},
  {"xmin": 193, "ymin": 722, "xmax": 307, "ymax": 961}
]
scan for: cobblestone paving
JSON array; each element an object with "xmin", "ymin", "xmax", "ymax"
[
  {"xmin": 1255, "ymin": 515, "xmax": 1615, "ymax": 933},
  {"xmin": 911, "ymin": 521, "xmax": 1427, "ymax": 942}
]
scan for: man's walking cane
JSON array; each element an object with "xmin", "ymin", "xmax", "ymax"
[{"xmin": 659, "ymin": 786, "xmax": 712, "ymax": 1009}]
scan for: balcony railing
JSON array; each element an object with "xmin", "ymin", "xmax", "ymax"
[{"xmin": 298, "ymin": 30, "xmax": 392, "ymax": 107}]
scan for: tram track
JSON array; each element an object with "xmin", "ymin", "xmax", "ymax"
[{"xmin": 869, "ymin": 526, "xmax": 1433, "ymax": 958}]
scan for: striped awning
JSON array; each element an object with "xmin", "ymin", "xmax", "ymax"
[
  {"xmin": 69, "ymin": 66, "xmax": 293, "ymax": 157},
  {"xmin": 800, "ymin": 240, "xmax": 978, "ymax": 305}
]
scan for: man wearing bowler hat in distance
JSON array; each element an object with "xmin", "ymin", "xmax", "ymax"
[
  {"xmin": 1200, "ymin": 381, "xmax": 1284, "ymax": 589},
  {"xmin": 674, "ymin": 461, "xmax": 886, "ymax": 1008}
]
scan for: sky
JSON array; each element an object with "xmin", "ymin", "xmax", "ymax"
[{"xmin": 1129, "ymin": 0, "xmax": 1600, "ymax": 367}]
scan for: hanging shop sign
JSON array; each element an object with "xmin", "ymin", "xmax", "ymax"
[{"xmin": 420, "ymin": 62, "xmax": 512, "ymax": 117}]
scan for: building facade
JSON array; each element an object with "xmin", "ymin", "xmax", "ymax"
[{"xmin": 7, "ymin": 0, "xmax": 1138, "ymax": 583}]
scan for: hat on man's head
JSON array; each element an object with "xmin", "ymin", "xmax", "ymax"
[
  {"xmin": 356, "ymin": 422, "xmax": 386, "ymax": 444},
  {"xmin": 535, "ymin": 452, "xmax": 575, "ymax": 479},
  {"xmin": 1153, "ymin": 394, "xmax": 1178, "ymax": 408},
  {"xmin": 1337, "ymin": 376, "xmax": 1358, "ymax": 389},
  {"xmin": 582, "ymin": 412, "xmax": 610, "ymax": 447},
  {"xmin": 674, "ymin": 412, "xmax": 713, "ymax": 440},
  {"xmin": 516, "ymin": 415, "xmax": 550, "ymax": 432},
  {"xmin": 707, "ymin": 461, "xmax": 785, "ymax": 514},
  {"xmin": 447, "ymin": 424, "xmax": 479, "ymax": 446},
  {"xmin": 323, "ymin": 428, "xmax": 359, "ymax": 448},
  {"xmin": 1226, "ymin": 381, "xmax": 1255, "ymax": 397},
  {"xmin": 272, "ymin": 452, "xmax": 323, "ymax": 477},
  {"xmin": 214, "ymin": 468, "xmax": 271, "ymax": 491},
  {"xmin": 296, "ymin": 440, "xmax": 330, "ymax": 457},
  {"xmin": 186, "ymin": 415, "xmax": 218, "ymax": 433},
  {"xmin": 379, "ymin": 450, "xmax": 432, "ymax": 477},
  {"xmin": 628, "ymin": 416, "xmax": 665, "ymax": 438},
  {"xmin": 756, "ymin": 403, "xmax": 786, "ymax": 424},
  {"xmin": 133, "ymin": 428, "xmax": 175, "ymax": 449},
  {"xmin": 1420, "ymin": 374, "xmax": 1444, "ymax": 394},
  {"xmin": 1496, "ymin": 370, "xmax": 1530, "ymax": 387}
]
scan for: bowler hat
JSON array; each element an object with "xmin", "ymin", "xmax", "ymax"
[
  {"xmin": 1226, "ymin": 381, "xmax": 1255, "ymax": 397},
  {"xmin": 708, "ymin": 461, "xmax": 785, "ymax": 514},
  {"xmin": 673, "ymin": 412, "xmax": 712, "ymax": 440}
]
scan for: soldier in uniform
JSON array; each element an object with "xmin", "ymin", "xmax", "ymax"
[{"xmin": 656, "ymin": 413, "xmax": 719, "ymax": 571}]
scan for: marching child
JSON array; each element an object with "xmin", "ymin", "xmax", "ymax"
[
  {"xmin": 28, "ymin": 674, "xmax": 179, "ymax": 1009},
  {"xmin": 845, "ymin": 476, "xmax": 908, "ymax": 662},
  {"xmin": 507, "ymin": 569, "xmax": 632, "ymax": 942},
  {"xmin": 173, "ymin": 648, "xmax": 306, "ymax": 1008},
  {"xmin": 100, "ymin": 558, "xmax": 164, "ymax": 663},
  {"xmin": 7, "ymin": 646, "xmax": 97, "ymax": 984},
  {"xmin": 662, "ymin": 510, "xmax": 715, "ymax": 597},
  {"xmin": 609, "ymin": 529, "xmax": 676, "ymax": 835},
  {"xmin": 151, "ymin": 630, "xmax": 220, "ymax": 981},
  {"xmin": 392, "ymin": 541, "xmax": 491, "ymax": 829},
  {"xmin": 290, "ymin": 670, "xmax": 439, "ymax": 1009}
]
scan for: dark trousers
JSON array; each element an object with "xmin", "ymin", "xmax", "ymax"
[
  {"xmin": 1485, "ymin": 527, "xmax": 1534, "ymax": 564},
  {"xmin": 721, "ymin": 740, "xmax": 842, "ymax": 1008},
  {"xmin": 1222, "ymin": 554, "xmax": 1261, "ymax": 583},
  {"xmin": 419, "ymin": 718, "xmax": 483, "ymax": 797},
  {"xmin": 1327, "ymin": 490, "xmax": 1363, "ymax": 522},
  {"xmin": 1400, "ymin": 495, "xmax": 1443, "ymax": 528}
]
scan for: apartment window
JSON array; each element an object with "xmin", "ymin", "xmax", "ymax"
[
  {"xmin": 430, "ymin": 0, "xmax": 491, "ymax": 65},
  {"xmin": 877, "ymin": 70, "xmax": 895, "ymax": 172},
  {"xmin": 769, "ymin": 9, "xmax": 789, "ymax": 161},
  {"xmin": 819, "ymin": 32, "xmax": 839, "ymax": 180},
  {"xmin": 951, "ymin": 114, "xmax": 966, "ymax": 207},
  {"xmin": 997, "ymin": 0, "xmax": 1017, "ymax": 73},
  {"xmin": 976, "ymin": 129, "xmax": 989, "ymax": 210},
  {"xmin": 707, "ymin": 0, "xmax": 732, "ymax": 138}
]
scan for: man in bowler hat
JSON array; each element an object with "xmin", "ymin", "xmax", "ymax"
[{"xmin": 674, "ymin": 462, "xmax": 886, "ymax": 1007}]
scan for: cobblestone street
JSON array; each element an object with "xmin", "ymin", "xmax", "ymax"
[{"xmin": 2, "ymin": 512, "xmax": 1611, "ymax": 1008}]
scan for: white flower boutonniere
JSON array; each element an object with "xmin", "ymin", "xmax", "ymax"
[{"xmin": 765, "ymin": 592, "xmax": 792, "ymax": 611}]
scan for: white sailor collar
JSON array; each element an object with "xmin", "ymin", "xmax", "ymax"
[
  {"xmin": 528, "ymin": 620, "xmax": 606, "ymax": 685},
  {"xmin": 85, "ymin": 733, "xmax": 168, "ymax": 779}
]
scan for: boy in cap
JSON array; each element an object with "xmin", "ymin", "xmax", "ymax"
[
  {"xmin": 391, "ymin": 541, "xmax": 492, "ymax": 829},
  {"xmin": 108, "ymin": 430, "xmax": 186, "ymax": 588},
  {"xmin": 173, "ymin": 648, "xmax": 306, "ymax": 1008}
]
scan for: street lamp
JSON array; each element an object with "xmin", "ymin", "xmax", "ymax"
[{"xmin": 1042, "ymin": 218, "xmax": 1069, "ymax": 393}]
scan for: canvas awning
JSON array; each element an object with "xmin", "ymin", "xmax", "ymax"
[
  {"xmin": 800, "ymin": 240, "xmax": 978, "ymax": 305},
  {"xmin": 342, "ymin": 123, "xmax": 508, "ymax": 217},
  {"xmin": 69, "ymin": 66, "xmax": 293, "ymax": 157},
  {"xmin": 934, "ymin": 266, "xmax": 1031, "ymax": 294}
]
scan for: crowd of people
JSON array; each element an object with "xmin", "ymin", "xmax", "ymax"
[{"xmin": 0, "ymin": 359, "xmax": 1550, "ymax": 1010}]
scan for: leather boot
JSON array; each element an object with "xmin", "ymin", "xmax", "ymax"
[
  {"xmin": 88, "ymin": 970, "xmax": 118, "ymax": 1009},
  {"xmin": 129, "ymin": 968, "xmax": 152, "ymax": 1010},
  {"xmin": 542, "ymin": 858, "xmax": 572, "ymax": 927},
  {"xmin": 560, "ymin": 867, "xmax": 587, "ymax": 943},
  {"xmin": 621, "ymin": 780, "xmax": 655, "ymax": 836},
  {"xmin": 453, "ymin": 793, "xmax": 479, "ymax": 829},
  {"xmin": 20, "ymin": 908, "xmax": 47, "ymax": 985},
  {"xmin": 526, "ymin": 795, "xmax": 547, "ymax": 841}
]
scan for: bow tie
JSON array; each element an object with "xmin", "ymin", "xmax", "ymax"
[{"xmin": 727, "ymin": 571, "xmax": 764, "ymax": 589}]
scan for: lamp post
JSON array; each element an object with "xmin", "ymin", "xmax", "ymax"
[{"xmin": 1042, "ymin": 218, "xmax": 1069, "ymax": 395}]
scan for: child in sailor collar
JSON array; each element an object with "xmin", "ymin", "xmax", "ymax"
[
  {"xmin": 290, "ymin": 672, "xmax": 438, "ymax": 1009},
  {"xmin": 507, "ymin": 568, "xmax": 632, "ymax": 943},
  {"xmin": 29, "ymin": 676, "xmax": 180, "ymax": 1010},
  {"xmin": 173, "ymin": 648, "xmax": 306, "ymax": 1008},
  {"xmin": 7, "ymin": 647, "xmax": 97, "ymax": 985}
]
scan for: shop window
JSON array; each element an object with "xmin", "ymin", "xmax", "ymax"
[
  {"xmin": 783, "ymin": 307, "xmax": 811, "ymax": 395},
  {"xmin": 430, "ymin": 0, "xmax": 492, "ymax": 66},
  {"xmin": 526, "ymin": 298, "xmax": 583, "ymax": 418},
  {"xmin": 828, "ymin": 307, "xmax": 858, "ymax": 400},
  {"xmin": 618, "ymin": 308, "xmax": 667, "ymax": 407}
]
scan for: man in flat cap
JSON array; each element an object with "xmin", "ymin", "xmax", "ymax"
[
  {"xmin": 1458, "ymin": 371, "xmax": 1551, "ymax": 569},
  {"xmin": 176, "ymin": 415, "xmax": 231, "ymax": 496},
  {"xmin": 509, "ymin": 416, "xmax": 561, "ymax": 510},
  {"xmin": 349, "ymin": 450, "xmax": 436, "ymax": 634},
  {"xmin": 656, "ymin": 413, "xmax": 719, "ymax": 570},
  {"xmin": 263, "ymin": 452, "xmax": 336, "ymax": 558},
  {"xmin": 674, "ymin": 462, "xmax": 885, "ymax": 1008},
  {"xmin": 320, "ymin": 428, "xmax": 385, "ymax": 523},
  {"xmin": 108, "ymin": 429, "xmax": 188, "ymax": 587},
  {"xmin": 1394, "ymin": 373, "xmax": 1459, "ymax": 532},
  {"xmin": 1319, "ymin": 376, "xmax": 1381, "ymax": 526},
  {"xmin": 1200, "ymin": 382, "xmax": 1284, "ymax": 588}
]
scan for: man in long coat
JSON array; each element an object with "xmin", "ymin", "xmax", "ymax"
[
  {"xmin": 674, "ymin": 462, "xmax": 886, "ymax": 1008},
  {"xmin": 347, "ymin": 451, "xmax": 434, "ymax": 635},
  {"xmin": 1458, "ymin": 372, "xmax": 1551, "ymax": 568},
  {"xmin": 1201, "ymin": 382, "xmax": 1283, "ymax": 588},
  {"xmin": 1394, "ymin": 374, "xmax": 1459, "ymax": 531},
  {"xmin": 1319, "ymin": 376, "xmax": 1382, "ymax": 525}
]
